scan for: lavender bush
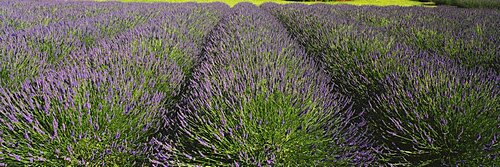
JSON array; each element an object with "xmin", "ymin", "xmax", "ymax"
[
  {"xmin": 264, "ymin": 3, "xmax": 499, "ymax": 166},
  {"xmin": 370, "ymin": 55, "xmax": 499, "ymax": 165},
  {"xmin": 0, "ymin": 1, "xmax": 228, "ymax": 166},
  {"xmin": 0, "ymin": 63, "xmax": 174, "ymax": 165},
  {"xmin": 151, "ymin": 3, "xmax": 374, "ymax": 166},
  {"xmin": 262, "ymin": 2, "xmax": 411, "ymax": 127}
]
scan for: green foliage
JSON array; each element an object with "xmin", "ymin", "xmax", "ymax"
[
  {"xmin": 173, "ymin": 92, "xmax": 351, "ymax": 166},
  {"xmin": 404, "ymin": 26, "xmax": 498, "ymax": 71},
  {"xmin": 132, "ymin": 38, "xmax": 193, "ymax": 77},
  {"xmin": 0, "ymin": 76, "xmax": 160, "ymax": 166},
  {"xmin": 0, "ymin": 44, "xmax": 44, "ymax": 90},
  {"xmin": 372, "ymin": 62, "xmax": 499, "ymax": 166},
  {"xmin": 31, "ymin": 39, "xmax": 75, "ymax": 65}
]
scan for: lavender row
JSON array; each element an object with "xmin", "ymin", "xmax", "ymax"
[
  {"xmin": 0, "ymin": 63, "xmax": 175, "ymax": 166},
  {"xmin": 0, "ymin": 0, "xmax": 121, "ymax": 32},
  {"xmin": 0, "ymin": 1, "xmax": 184, "ymax": 90},
  {"xmin": 263, "ymin": 3, "xmax": 499, "ymax": 165},
  {"xmin": 262, "ymin": 3, "xmax": 413, "ymax": 125},
  {"xmin": 108, "ymin": 2, "xmax": 230, "ymax": 76},
  {"xmin": 0, "ymin": 2, "xmax": 229, "ymax": 166},
  {"xmin": 371, "ymin": 55, "xmax": 499, "ymax": 165},
  {"xmin": 151, "ymin": 3, "xmax": 374, "ymax": 166},
  {"xmin": 266, "ymin": 4, "xmax": 499, "ymax": 72}
]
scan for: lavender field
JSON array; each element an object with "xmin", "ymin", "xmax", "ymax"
[{"xmin": 0, "ymin": 0, "xmax": 498, "ymax": 166}]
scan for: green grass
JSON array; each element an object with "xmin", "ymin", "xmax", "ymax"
[{"xmin": 106, "ymin": 0, "xmax": 432, "ymax": 7}]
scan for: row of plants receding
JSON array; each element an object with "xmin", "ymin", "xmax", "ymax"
[
  {"xmin": 1, "ymin": 0, "xmax": 499, "ymax": 166},
  {"xmin": 151, "ymin": 2, "xmax": 374, "ymax": 166},
  {"xmin": 0, "ymin": 1, "xmax": 230, "ymax": 165},
  {"xmin": 0, "ymin": 0, "xmax": 179, "ymax": 90},
  {"xmin": 263, "ymin": 3, "xmax": 499, "ymax": 166}
]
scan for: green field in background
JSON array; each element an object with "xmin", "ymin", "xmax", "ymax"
[{"xmin": 101, "ymin": 0, "xmax": 433, "ymax": 7}]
